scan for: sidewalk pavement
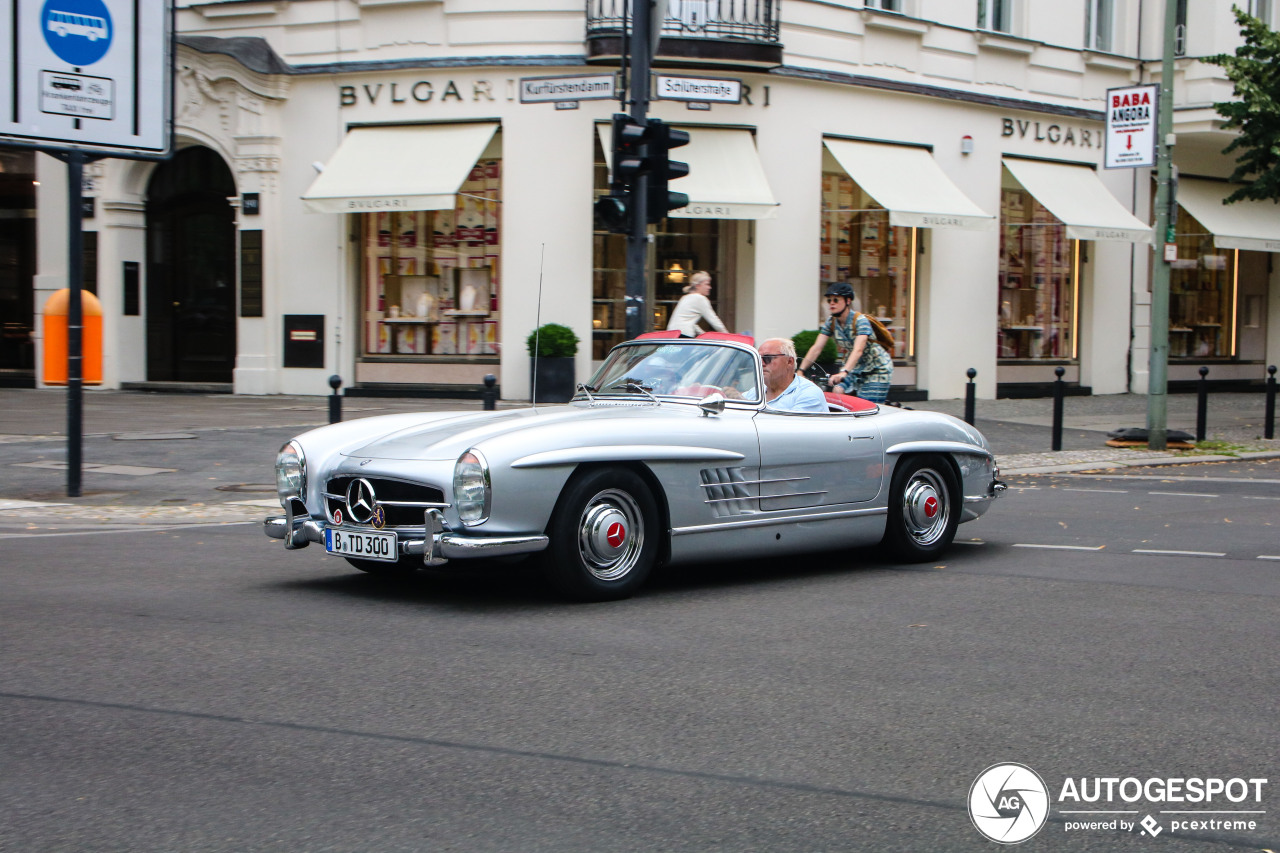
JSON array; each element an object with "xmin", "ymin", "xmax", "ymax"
[{"xmin": 0, "ymin": 387, "xmax": 1276, "ymax": 525}]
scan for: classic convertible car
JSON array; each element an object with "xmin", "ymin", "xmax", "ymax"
[{"xmin": 266, "ymin": 332, "xmax": 1004, "ymax": 600}]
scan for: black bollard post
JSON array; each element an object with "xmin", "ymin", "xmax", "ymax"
[
  {"xmin": 483, "ymin": 373, "xmax": 497, "ymax": 411},
  {"xmin": 1266, "ymin": 365, "xmax": 1276, "ymax": 441},
  {"xmin": 1196, "ymin": 366, "xmax": 1209, "ymax": 442},
  {"xmin": 1051, "ymin": 366, "xmax": 1065, "ymax": 451},
  {"xmin": 964, "ymin": 368, "xmax": 977, "ymax": 426},
  {"xmin": 328, "ymin": 374, "xmax": 343, "ymax": 424}
]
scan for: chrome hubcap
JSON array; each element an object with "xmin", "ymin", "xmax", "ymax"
[
  {"xmin": 902, "ymin": 469, "xmax": 949, "ymax": 546},
  {"xmin": 577, "ymin": 488, "xmax": 644, "ymax": 581}
]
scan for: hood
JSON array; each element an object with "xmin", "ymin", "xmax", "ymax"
[{"xmin": 341, "ymin": 401, "xmax": 696, "ymax": 461}]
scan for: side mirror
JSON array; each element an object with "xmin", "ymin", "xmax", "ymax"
[{"xmin": 697, "ymin": 392, "xmax": 727, "ymax": 417}]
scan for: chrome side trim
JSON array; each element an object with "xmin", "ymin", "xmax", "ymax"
[
  {"xmin": 703, "ymin": 490, "xmax": 828, "ymax": 504},
  {"xmin": 671, "ymin": 506, "xmax": 887, "ymax": 536},
  {"xmin": 698, "ymin": 476, "xmax": 809, "ymax": 489}
]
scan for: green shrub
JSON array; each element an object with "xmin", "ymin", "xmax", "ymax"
[
  {"xmin": 792, "ymin": 329, "xmax": 836, "ymax": 364},
  {"xmin": 526, "ymin": 323, "xmax": 579, "ymax": 358}
]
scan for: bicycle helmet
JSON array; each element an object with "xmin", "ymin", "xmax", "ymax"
[{"xmin": 824, "ymin": 282, "xmax": 855, "ymax": 300}]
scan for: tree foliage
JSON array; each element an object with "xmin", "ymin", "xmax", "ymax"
[{"xmin": 1208, "ymin": 7, "xmax": 1280, "ymax": 204}]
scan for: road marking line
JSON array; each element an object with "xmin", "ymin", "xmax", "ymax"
[
  {"xmin": 1242, "ymin": 495, "xmax": 1280, "ymax": 501},
  {"xmin": 1065, "ymin": 474, "xmax": 1280, "ymax": 485},
  {"xmin": 1063, "ymin": 488, "xmax": 1128, "ymax": 493},
  {"xmin": 1132, "ymin": 549, "xmax": 1226, "ymax": 557},
  {"xmin": 1013, "ymin": 543, "xmax": 1105, "ymax": 551},
  {"xmin": 1259, "ymin": 555, "xmax": 1280, "ymax": 561},
  {"xmin": 1148, "ymin": 491, "xmax": 1219, "ymax": 498}
]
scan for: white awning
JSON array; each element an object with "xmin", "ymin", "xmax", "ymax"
[
  {"xmin": 302, "ymin": 123, "xmax": 499, "ymax": 214},
  {"xmin": 823, "ymin": 139, "xmax": 994, "ymax": 230},
  {"xmin": 1176, "ymin": 178, "xmax": 1280, "ymax": 253},
  {"xmin": 597, "ymin": 124, "xmax": 779, "ymax": 219},
  {"xmin": 1002, "ymin": 158, "xmax": 1151, "ymax": 243}
]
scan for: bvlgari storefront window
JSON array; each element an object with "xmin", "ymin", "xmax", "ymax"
[
  {"xmin": 360, "ymin": 159, "xmax": 501, "ymax": 359},
  {"xmin": 997, "ymin": 187, "xmax": 1078, "ymax": 361},
  {"xmin": 1169, "ymin": 207, "xmax": 1235, "ymax": 360},
  {"xmin": 819, "ymin": 171, "xmax": 914, "ymax": 360}
]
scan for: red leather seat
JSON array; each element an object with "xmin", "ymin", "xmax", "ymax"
[{"xmin": 824, "ymin": 392, "xmax": 877, "ymax": 413}]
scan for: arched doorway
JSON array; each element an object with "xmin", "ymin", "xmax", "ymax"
[{"xmin": 145, "ymin": 146, "xmax": 236, "ymax": 383}]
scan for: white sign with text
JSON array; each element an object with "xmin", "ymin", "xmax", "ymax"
[
  {"xmin": 1, "ymin": 0, "xmax": 172, "ymax": 155},
  {"xmin": 1105, "ymin": 84, "xmax": 1157, "ymax": 169}
]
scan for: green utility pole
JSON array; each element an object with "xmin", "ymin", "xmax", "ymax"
[{"xmin": 1146, "ymin": 0, "xmax": 1178, "ymax": 451}]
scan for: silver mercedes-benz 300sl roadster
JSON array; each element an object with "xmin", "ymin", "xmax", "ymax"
[{"xmin": 266, "ymin": 332, "xmax": 1004, "ymax": 601}]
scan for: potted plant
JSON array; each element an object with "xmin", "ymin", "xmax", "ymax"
[
  {"xmin": 792, "ymin": 330, "xmax": 838, "ymax": 378},
  {"xmin": 527, "ymin": 322, "xmax": 580, "ymax": 403}
]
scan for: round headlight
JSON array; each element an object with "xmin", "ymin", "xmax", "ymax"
[
  {"xmin": 275, "ymin": 440, "xmax": 307, "ymax": 502},
  {"xmin": 453, "ymin": 449, "xmax": 490, "ymax": 525}
]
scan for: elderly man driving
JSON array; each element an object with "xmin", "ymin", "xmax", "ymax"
[{"xmin": 758, "ymin": 338, "xmax": 828, "ymax": 413}]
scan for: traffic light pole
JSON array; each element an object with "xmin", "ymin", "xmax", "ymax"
[
  {"xmin": 624, "ymin": 0, "xmax": 652, "ymax": 341},
  {"xmin": 1146, "ymin": 0, "xmax": 1178, "ymax": 451}
]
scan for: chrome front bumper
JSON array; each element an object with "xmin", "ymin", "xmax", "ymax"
[{"xmin": 264, "ymin": 506, "xmax": 549, "ymax": 567}]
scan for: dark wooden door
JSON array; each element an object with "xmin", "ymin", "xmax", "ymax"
[{"xmin": 146, "ymin": 147, "xmax": 237, "ymax": 383}]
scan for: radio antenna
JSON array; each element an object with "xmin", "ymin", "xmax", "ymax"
[{"xmin": 531, "ymin": 243, "xmax": 546, "ymax": 408}]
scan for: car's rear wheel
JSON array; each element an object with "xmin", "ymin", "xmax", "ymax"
[
  {"xmin": 883, "ymin": 454, "xmax": 959, "ymax": 562},
  {"xmin": 345, "ymin": 556, "xmax": 416, "ymax": 578},
  {"xmin": 542, "ymin": 467, "xmax": 659, "ymax": 601}
]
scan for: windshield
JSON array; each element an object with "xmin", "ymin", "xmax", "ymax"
[{"xmin": 586, "ymin": 342, "xmax": 761, "ymax": 402}]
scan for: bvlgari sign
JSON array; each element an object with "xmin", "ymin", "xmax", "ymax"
[{"xmin": 1104, "ymin": 84, "xmax": 1157, "ymax": 169}]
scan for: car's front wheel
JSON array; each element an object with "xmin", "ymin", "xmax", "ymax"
[
  {"xmin": 542, "ymin": 467, "xmax": 659, "ymax": 601},
  {"xmin": 883, "ymin": 454, "xmax": 959, "ymax": 562}
]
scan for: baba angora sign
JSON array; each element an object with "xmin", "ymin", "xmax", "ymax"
[{"xmin": 1105, "ymin": 84, "xmax": 1158, "ymax": 169}]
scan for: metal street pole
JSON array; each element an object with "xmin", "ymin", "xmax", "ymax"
[
  {"xmin": 66, "ymin": 150, "xmax": 85, "ymax": 497},
  {"xmin": 1146, "ymin": 0, "xmax": 1178, "ymax": 451},
  {"xmin": 623, "ymin": 0, "xmax": 652, "ymax": 341}
]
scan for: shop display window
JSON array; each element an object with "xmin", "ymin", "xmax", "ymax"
[
  {"xmin": 592, "ymin": 146, "xmax": 724, "ymax": 361},
  {"xmin": 997, "ymin": 187, "xmax": 1077, "ymax": 361},
  {"xmin": 819, "ymin": 171, "xmax": 914, "ymax": 361},
  {"xmin": 1168, "ymin": 208, "xmax": 1235, "ymax": 359},
  {"xmin": 359, "ymin": 159, "xmax": 501, "ymax": 358}
]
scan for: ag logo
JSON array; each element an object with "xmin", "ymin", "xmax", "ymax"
[{"xmin": 968, "ymin": 763, "xmax": 1049, "ymax": 844}]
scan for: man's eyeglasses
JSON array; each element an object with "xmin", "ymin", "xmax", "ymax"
[{"xmin": 760, "ymin": 354, "xmax": 788, "ymax": 364}]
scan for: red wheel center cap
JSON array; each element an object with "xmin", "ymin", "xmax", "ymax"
[
  {"xmin": 923, "ymin": 496, "xmax": 939, "ymax": 518},
  {"xmin": 606, "ymin": 521, "xmax": 626, "ymax": 548}
]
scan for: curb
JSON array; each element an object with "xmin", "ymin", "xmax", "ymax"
[{"xmin": 1001, "ymin": 449, "xmax": 1280, "ymax": 476}]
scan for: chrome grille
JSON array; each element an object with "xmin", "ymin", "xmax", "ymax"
[{"xmin": 325, "ymin": 476, "xmax": 447, "ymax": 528}]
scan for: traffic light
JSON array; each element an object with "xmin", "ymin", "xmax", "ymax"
[
  {"xmin": 645, "ymin": 119, "xmax": 690, "ymax": 224},
  {"xmin": 594, "ymin": 113, "xmax": 651, "ymax": 234}
]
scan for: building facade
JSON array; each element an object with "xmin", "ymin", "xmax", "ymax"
[{"xmin": 8, "ymin": 0, "xmax": 1279, "ymax": 399}]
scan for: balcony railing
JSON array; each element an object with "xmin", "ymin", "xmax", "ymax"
[{"xmin": 586, "ymin": 0, "xmax": 782, "ymax": 68}]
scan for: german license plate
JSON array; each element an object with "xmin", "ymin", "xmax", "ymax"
[{"xmin": 325, "ymin": 527, "xmax": 398, "ymax": 562}]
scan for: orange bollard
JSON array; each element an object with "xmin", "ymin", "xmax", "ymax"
[{"xmin": 42, "ymin": 288, "xmax": 103, "ymax": 386}]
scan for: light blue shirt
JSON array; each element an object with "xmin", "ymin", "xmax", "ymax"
[{"xmin": 766, "ymin": 374, "xmax": 829, "ymax": 413}]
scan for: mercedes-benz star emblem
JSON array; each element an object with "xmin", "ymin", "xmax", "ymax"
[{"xmin": 345, "ymin": 478, "xmax": 378, "ymax": 524}]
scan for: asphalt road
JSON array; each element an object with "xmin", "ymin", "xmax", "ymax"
[{"xmin": 1, "ymin": 461, "xmax": 1277, "ymax": 851}]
